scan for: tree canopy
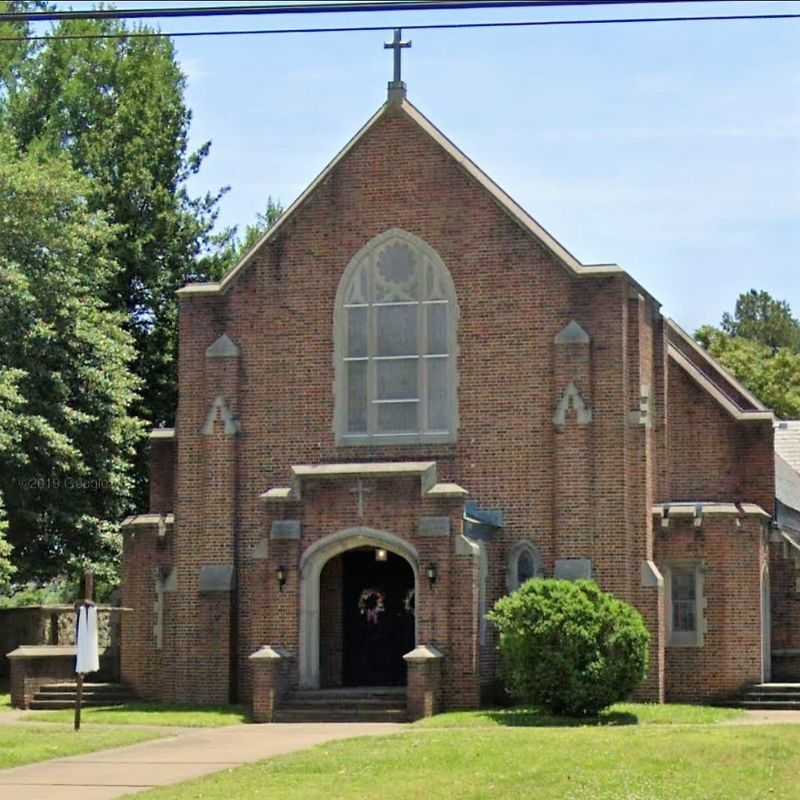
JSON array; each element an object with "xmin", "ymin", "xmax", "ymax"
[
  {"xmin": 1, "ymin": 13, "xmax": 233, "ymax": 510},
  {"xmin": 696, "ymin": 290, "xmax": 800, "ymax": 419},
  {"xmin": 0, "ymin": 134, "xmax": 143, "ymax": 582}
]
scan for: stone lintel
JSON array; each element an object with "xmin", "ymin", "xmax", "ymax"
[
  {"xmin": 199, "ymin": 565, "xmax": 235, "ymax": 593},
  {"xmin": 654, "ymin": 502, "xmax": 770, "ymax": 520},
  {"xmin": 121, "ymin": 513, "xmax": 175, "ymax": 528},
  {"xmin": 417, "ymin": 516, "xmax": 451, "ymax": 537},
  {"xmin": 261, "ymin": 488, "xmax": 295, "ymax": 503},
  {"xmin": 426, "ymin": 482, "xmax": 468, "ymax": 499},
  {"xmin": 271, "ymin": 520, "xmax": 302, "ymax": 540},
  {"xmin": 149, "ymin": 428, "xmax": 176, "ymax": 441},
  {"xmin": 263, "ymin": 462, "xmax": 468, "ymax": 502},
  {"xmin": 403, "ymin": 644, "xmax": 444, "ymax": 662},
  {"xmin": 554, "ymin": 558, "xmax": 593, "ymax": 581}
]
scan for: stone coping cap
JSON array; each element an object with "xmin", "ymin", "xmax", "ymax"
[
  {"xmin": 0, "ymin": 605, "xmax": 130, "ymax": 613},
  {"xmin": 292, "ymin": 461, "xmax": 436, "ymax": 480},
  {"xmin": 773, "ymin": 649, "xmax": 800, "ymax": 657},
  {"xmin": 121, "ymin": 513, "xmax": 175, "ymax": 527},
  {"xmin": 148, "ymin": 428, "xmax": 175, "ymax": 441},
  {"xmin": 403, "ymin": 644, "xmax": 444, "ymax": 662},
  {"xmin": 249, "ymin": 645, "xmax": 293, "ymax": 661},
  {"xmin": 653, "ymin": 502, "xmax": 770, "ymax": 519},
  {"xmin": 7, "ymin": 645, "xmax": 109, "ymax": 659},
  {"xmin": 263, "ymin": 461, "xmax": 467, "ymax": 502}
]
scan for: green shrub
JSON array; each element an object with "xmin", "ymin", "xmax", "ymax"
[{"xmin": 488, "ymin": 579, "xmax": 649, "ymax": 717}]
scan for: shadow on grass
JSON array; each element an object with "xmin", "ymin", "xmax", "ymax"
[{"xmin": 482, "ymin": 707, "xmax": 639, "ymax": 727}]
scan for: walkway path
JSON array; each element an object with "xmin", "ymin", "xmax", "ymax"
[{"xmin": 0, "ymin": 721, "xmax": 406, "ymax": 800}]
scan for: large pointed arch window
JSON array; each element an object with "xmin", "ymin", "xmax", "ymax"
[{"xmin": 335, "ymin": 230, "xmax": 458, "ymax": 445}]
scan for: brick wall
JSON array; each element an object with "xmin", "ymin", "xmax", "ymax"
[
  {"xmin": 656, "ymin": 516, "xmax": 767, "ymax": 701},
  {"xmin": 123, "ymin": 99, "xmax": 775, "ymax": 709}
]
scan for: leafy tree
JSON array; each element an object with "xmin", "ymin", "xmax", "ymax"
[
  {"xmin": 1, "ymin": 16, "xmax": 233, "ymax": 506},
  {"xmin": 210, "ymin": 197, "xmax": 284, "ymax": 277},
  {"xmin": 0, "ymin": 134, "xmax": 143, "ymax": 582},
  {"xmin": 696, "ymin": 325, "xmax": 800, "ymax": 419},
  {"xmin": 721, "ymin": 290, "xmax": 800, "ymax": 354},
  {"xmin": 0, "ymin": 494, "xmax": 14, "ymax": 593},
  {"xmin": 0, "ymin": 1, "xmax": 48, "ymax": 88},
  {"xmin": 488, "ymin": 579, "xmax": 649, "ymax": 717}
]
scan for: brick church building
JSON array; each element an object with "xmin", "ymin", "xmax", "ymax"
[{"xmin": 120, "ymin": 58, "xmax": 799, "ymax": 719}]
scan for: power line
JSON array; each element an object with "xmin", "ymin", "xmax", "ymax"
[
  {"xmin": 0, "ymin": 0, "xmax": 780, "ymax": 24},
  {"xmin": 1, "ymin": 12, "xmax": 798, "ymax": 42}
]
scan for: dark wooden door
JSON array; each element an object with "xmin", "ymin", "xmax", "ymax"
[{"xmin": 342, "ymin": 548, "xmax": 415, "ymax": 687}]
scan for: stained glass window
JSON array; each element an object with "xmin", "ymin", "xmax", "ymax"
[{"xmin": 337, "ymin": 232, "xmax": 457, "ymax": 443}]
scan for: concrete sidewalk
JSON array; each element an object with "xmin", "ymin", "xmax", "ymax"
[{"xmin": 0, "ymin": 721, "xmax": 406, "ymax": 799}]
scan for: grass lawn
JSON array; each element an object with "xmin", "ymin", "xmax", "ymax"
[
  {"xmin": 134, "ymin": 724, "xmax": 800, "ymax": 800},
  {"xmin": 22, "ymin": 703, "xmax": 249, "ymax": 727},
  {"xmin": 0, "ymin": 693, "xmax": 11, "ymax": 712},
  {"xmin": 0, "ymin": 725, "xmax": 164, "ymax": 770},
  {"xmin": 417, "ymin": 702, "xmax": 744, "ymax": 728}
]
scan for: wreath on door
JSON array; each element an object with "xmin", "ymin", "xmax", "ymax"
[{"xmin": 358, "ymin": 588, "xmax": 385, "ymax": 625}]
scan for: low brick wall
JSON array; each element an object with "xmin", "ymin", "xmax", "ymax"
[
  {"xmin": 1, "ymin": 606, "xmax": 123, "ymax": 679},
  {"xmin": 9, "ymin": 647, "xmax": 79, "ymax": 708}
]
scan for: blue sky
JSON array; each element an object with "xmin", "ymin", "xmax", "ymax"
[{"xmin": 53, "ymin": 2, "xmax": 799, "ymax": 331}]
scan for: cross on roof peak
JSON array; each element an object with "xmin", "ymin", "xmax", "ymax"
[{"xmin": 384, "ymin": 28, "xmax": 411, "ymax": 103}]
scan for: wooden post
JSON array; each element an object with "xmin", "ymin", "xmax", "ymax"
[{"xmin": 74, "ymin": 570, "xmax": 94, "ymax": 732}]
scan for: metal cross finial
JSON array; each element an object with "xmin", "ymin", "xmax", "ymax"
[{"xmin": 384, "ymin": 28, "xmax": 412, "ymax": 91}]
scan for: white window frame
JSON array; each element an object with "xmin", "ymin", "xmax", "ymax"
[
  {"xmin": 334, "ymin": 229, "xmax": 459, "ymax": 446},
  {"xmin": 506, "ymin": 540, "xmax": 544, "ymax": 593},
  {"xmin": 665, "ymin": 561, "xmax": 706, "ymax": 648}
]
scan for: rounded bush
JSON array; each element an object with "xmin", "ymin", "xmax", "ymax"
[{"xmin": 487, "ymin": 579, "xmax": 649, "ymax": 717}]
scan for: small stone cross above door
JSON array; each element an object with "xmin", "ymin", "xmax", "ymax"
[{"xmin": 349, "ymin": 478, "xmax": 374, "ymax": 519}]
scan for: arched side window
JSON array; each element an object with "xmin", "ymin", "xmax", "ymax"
[
  {"xmin": 334, "ymin": 229, "xmax": 459, "ymax": 445},
  {"xmin": 506, "ymin": 541, "xmax": 544, "ymax": 593}
]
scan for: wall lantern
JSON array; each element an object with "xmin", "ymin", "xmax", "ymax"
[
  {"xmin": 427, "ymin": 562, "xmax": 438, "ymax": 588},
  {"xmin": 375, "ymin": 548, "xmax": 388, "ymax": 562},
  {"xmin": 276, "ymin": 565, "xmax": 287, "ymax": 592}
]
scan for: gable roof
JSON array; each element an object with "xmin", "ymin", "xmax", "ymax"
[
  {"xmin": 666, "ymin": 319, "xmax": 773, "ymax": 423},
  {"xmin": 177, "ymin": 97, "xmax": 650, "ymax": 298}
]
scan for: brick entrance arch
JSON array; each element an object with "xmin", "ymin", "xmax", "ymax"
[{"xmin": 298, "ymin": 527, "xmax": 420, "ymax": 689}]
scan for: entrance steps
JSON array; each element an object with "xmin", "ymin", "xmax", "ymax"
[
  {"xmin": 275, "ymin": 687, "xmax": 407, "ymax": 723},
  {"xmin": 29, "ymin": 682, "xmax": 136, "ymax": 710},
  {"xmin": 717, "ymin": 683, "xmax": 800, "ymax": 711}
]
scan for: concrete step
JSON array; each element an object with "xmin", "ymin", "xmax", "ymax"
[
  {"xmin": 36, "ymin": 690, "xmax": 134, "ymax": 701},
  {"xmin": 282, "ymin": 695, "xmax": 405, "ymax": 708},
  {"xmin": 728, "ymin": 700, "xmax": 800, "ymax": 710},
  {"xmin": 274, "ymin": 707, "xmax": 408, "ymax": 723},
  {"xmin": 742, "ymin": 686, "xmax": 800, "ymax": 696},
  {"xmin": 30, "ymin": 681, "xmax": 136, "ymax": 710},
  {"xmin": 29, "ymin": 698, "xmax": 129, "ymax": 710},
  {"xmin": 741, "ymin": 692, "xmax": 800, "ymax": 702}
]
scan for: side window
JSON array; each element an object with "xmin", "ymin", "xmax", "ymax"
[
  {"xmin": 666, "ymin": 562, "xmax": 705, "ymax": 647},
  {"xmin": 506, "ymin": 541, "xmax": 544, "ymax": 593}
]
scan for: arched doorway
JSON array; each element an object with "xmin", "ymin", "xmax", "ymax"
[
  {"xmin": 299, "ymin": 528, "xmax": 419, "ymax": 689},
  {"xmin": 320, "ymin": 548, "xmax": 415, "ymax": 687}
]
